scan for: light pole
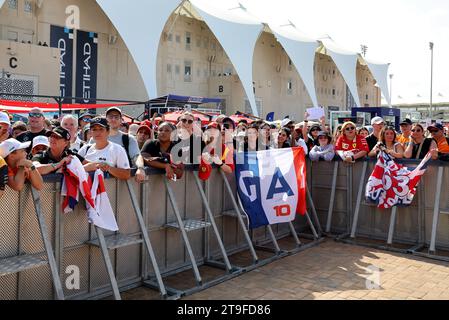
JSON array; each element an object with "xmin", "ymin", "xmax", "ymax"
[
  {"xmin": 429, "ymin": 42, "xmax": 434, "ymax": 118},
  {"xmin": 361, "ymin": 44, "xmax": 368, "ymax": 57},
  {"xmin": 389, "ymin": 74, "xmax": 393, "ymax": 106}
]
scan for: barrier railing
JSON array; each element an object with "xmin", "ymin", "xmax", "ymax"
[
  {"xmin": 0, "ymin": 166, "xmax": 317, "ymax": 300},
  {"xmin": 4, "ymin": 157, "xmax": 448, "ymax": 300},
  {"xmin": 310, "ymin": 158, "xmax": 449, "ymax": 261}
]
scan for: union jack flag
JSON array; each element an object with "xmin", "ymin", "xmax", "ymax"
[{"xmin": 365, "ymin": 151, "xmax": 432, "ymax": 209}]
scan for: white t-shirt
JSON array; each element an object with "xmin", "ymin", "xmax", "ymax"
[{"xmin": 78, "ymin": 142, "xmax": 130, "ymax": 169}]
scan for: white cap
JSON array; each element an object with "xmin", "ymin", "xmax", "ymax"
[
  {"xmin": 371, "ymin": 116, "xmax": 385, "ymax": 125},
  {"xmin": 0, "ymin": 138, "xmax": 31, "ymax": 158},
  {"xmin": 32, "ymin": 136, "xmax": 50, "ymax": 149},
  {"xmin": 281, "ymin": 118, "xmax": 293, "ymax": 128},
  {"xmin": 0, "ymin": 112, "xmax": 11, "ymax": 125}
]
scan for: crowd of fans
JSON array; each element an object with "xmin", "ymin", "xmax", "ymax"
[{"xmin": 0, "ymin": 106, "xmax": 449, "ymax": 199}]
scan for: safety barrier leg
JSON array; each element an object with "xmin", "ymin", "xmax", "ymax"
[
  {"xmin": 192, "ymin": 174, "xmax": 234, "ymax": 272},
  {"xmin": 31, "ymin": 187, "xmax": 65, "ymax": 300},
  {"xmin": 126, "ymin": 181, "xmax": 167, "ymax": 297},
  {"xmin": 325, "ymin": 161, "xmax": 339, "ymax": 233},
  {"xmin": 305, "ymin": 210, "xmax": 319, "ymax": 239},
  {"xmin": 266, "ymin": 225, "xmax": 282, "ymax": 254},
  {"xmin": 350, "ymin": 162, "xmax": 368, "ymax": 239},
  {"xmin": 164, "ymin": 179, "xmax": 203, "ymax": 285},
  {"xmin": 288, "ymin": 222, "xmax": 302, "ymax": 247},
  {"xmin": 429, "ymin": 166, "xmax": 444, "ymax": 254},
  {"xmin": 387, "ymin": 207, "xmax": 398, "ymax": 245},
  {"xmin": 220, "ymin": 170, "xmax": 259, "ymax": 264},
  {"xmin": 306, "ymin": 185, "xmax": 322, "ymax": 236},
  {"xmin": 94, "ymin": 226, "xmax": 121, "ymax": 300}
]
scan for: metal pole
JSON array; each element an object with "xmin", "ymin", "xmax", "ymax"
[
  {"xmin": 350, "ymin": 162, "xmax": 368, "ymax": 238},
  {"xmin": 430, "ymin": 42, "xmax": 434, "ymax": 119},
  {"xmin": 326, "ymin": 161, "xmax": 339, "ymax": 233},
  {"xmin": 429, "ymin": 166, "xmax": 444, "ymax": 253}
]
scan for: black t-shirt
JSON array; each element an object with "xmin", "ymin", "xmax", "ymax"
[
  {"xmin": 141, "ymin": 140, "xmax": 177, "ymax": 163},
  {"xmin": 366, "ymin": 134, "xmax": 379, "ymax": 151},
  {"xmin": 411, "ymin": 138, "xmax": 433, "ymax": 159},
  {"xmin": 32, "ymin": 149, "xmax": 85, "ymax": 165},
  {"xmin": 16, "ymin": 129, "xmax": 50, "ymax": 143},
  {"xmin": 17, "ymin": 129, "xmax": 50, "ymax": 153}
]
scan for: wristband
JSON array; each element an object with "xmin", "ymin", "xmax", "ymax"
[
  {"xmin": 30, "ymin": 165, "xmax": 36, "ymax": 171},
  {"xmin": 351, "ymin": 156, "xmax": 355, "ymax": 162}
]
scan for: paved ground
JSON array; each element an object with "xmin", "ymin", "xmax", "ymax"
[{"xmin": 123, "ymin": 240, "xmax": 449, "ymax": 300}]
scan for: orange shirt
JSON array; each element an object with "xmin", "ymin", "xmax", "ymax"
[
  {"xmin": 434, "ymin": 136, "xmax": 449, "ymax": 154},
  {"xmin": 397, "ymin": 134, "xmax": 412, "ymax": 146}
]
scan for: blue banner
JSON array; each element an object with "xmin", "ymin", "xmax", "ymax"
[
  {"xmin": 50, "ymin": 26, "xmax": 74, "ymax": 103},
  {"xmin": 75, "ymin": 30, "xmax": 98, "ymax": 104}
]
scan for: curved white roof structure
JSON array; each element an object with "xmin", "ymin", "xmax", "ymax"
[
  {"xmin": 96, "ymin": 0, "xmax": 182, "ymax": 99},
  {"xmin": 190, "ymin": 1, "xmax": 263, "ymax": 116},
  {"xmin": 0, "ymin": 0, "xmax": 393, "ymax": 111},
  {"xmin": 364, "ymin": 60, "xmax": 392, "ymax": 107},
  {"xmin": 321, "ymin": 39, "xmax": 362, "ymax": 107},
  {"xmin": 271, "ymin": 26, "xmax": 319, "ymax": 108}
]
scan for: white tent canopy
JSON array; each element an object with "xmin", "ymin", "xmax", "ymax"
[
  {"xmin": 96, "ymin": 0, "xmax": 182, "ymax": 99},
  {"xmin": 365, "ymin": 60, "xmax": 392, "ymax": 107},
  {"xmin": 190, "ymin": 1, "xmax": 263, "ymax": 116},
  {"xmin": 321, "ymin": 39, "xmax": 362, "ymax": 107},
  {"xmin": 271, "ymin": 26, "xmax": 319, "ymax": 108}
]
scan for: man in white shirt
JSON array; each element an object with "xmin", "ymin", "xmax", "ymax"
[
  {"xmin": 104, "ymin": 107, "xmax": 140, "ymax": 167},
  {"xmin": 78, "ymin": 117, "xmax": 130, "ymax": 180}
]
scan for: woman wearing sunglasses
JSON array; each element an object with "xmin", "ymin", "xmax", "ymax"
[
  {"xmin": 335, "ymin": 121, "xmax": 369, "ymax": 163},
  {"xmin": 368, "ymin": 126, "xmax": 404, "ymax": 159},
  {"xmin": 175, "ymin": 111, "xmax": 203, "ymax": 165},
  {"xmin": 404, "ymin": 123, "xmax": 438, "ymax": 160}
]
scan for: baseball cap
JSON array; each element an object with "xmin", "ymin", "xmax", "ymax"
[
  {"xmin": 399, "ymin": 118, "xmax": 412, "ymax": 125},
  {"xmin": 47, "ymin": 127, "xmax": 71, "ymax": 140},
  {"xmin": 83, "ymin": 124, "xmax": 90, "ymax": 133},
  {"xmin": 428, "ymin": 123, "xmax": 444, "ymax": 131},
  {"xmin": 137, "ymin": 125, "xmax": 152, "ymax": 135},
  {"xmin": 79, "ymin": 112, "xmax": 94, "ymax": 120},
  {"xmin": 32, "ymin": 136, "xmax": 50, "ymax": 149},
  {"xmin": 206, "ymin": 122, "xmax": 220, "ymax": 130},
  {"xmin": 89, "ymin": 117, "xmax": 110, "ymax": 129},
  {"xmin": 29, "ymin": 107, "xmax": 44, "ymax": 115},
  {"xmin": 221, "ymin": 117, "xmax": 235, "ymax": 129},
  {"xmin": 281, "ymin": 118, "xmax": 294, "ymax": 128},
  {"xmin": 0, "ymin": 138, "xmax": 31, "ymax": 158},
  {"xmin": 106, "ymin": 107, "xmax": 122, "ymax": 116},
  {"xmin": 0, "ymin": 112, "xmax": 11, "ymax": 125},
  {"xmin": 371, "ymin": 116, "xmax": 385, "ymax": 125}
]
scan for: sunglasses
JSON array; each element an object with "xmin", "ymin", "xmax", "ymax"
[
  {"xmin": 29, "ymin": 113, "xmax": 43, "ymax": 118},
  {"xmin": 411, "ymin": 129, "xmax": 422, "ymax": 132},
  {"xmin": 345, "ymin": 127, "xmax": 355, "ymax": 131},
  {"xmin": 429, "ymin": 130, "xmax": 439, "ymax": 133},
  {"xmin": 222, "ymin": 124, "xmax": 233, "ymax": 130},
  {"xmin": 180, "ymin": 119, "xmax": 194, "ymax": 124},
  {"xmin": 311, "ymin": 128, "xmax": 320, "ymax": 132},
  {"xmin": 318, "ymin": 136, "xmax": 328, "ymax": 139},
  {"xmin": 81, "ymin": 117, "xmax": 92, "ymax": 122}
]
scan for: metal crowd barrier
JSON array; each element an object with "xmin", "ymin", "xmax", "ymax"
[
  {"xmin": 0, "ymin": 166, "xmax": 320, "ymax": 300},
  {"xmin": 310, "ymin": 158, "xmax": 449, "ymax": 261}
]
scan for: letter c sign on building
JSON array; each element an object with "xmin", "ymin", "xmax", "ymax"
[{"xmin": 9, "ymin": 57, "xmax": 18, "ymax": 69}]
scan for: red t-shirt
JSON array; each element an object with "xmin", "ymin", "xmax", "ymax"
[{"xmin": 335, "ymin": 135, "xmax": 369, "ymax": 154}]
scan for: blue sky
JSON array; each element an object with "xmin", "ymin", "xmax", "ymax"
[{"xmin": 233, "ymin": 0, "xmax": 449, "ymax": 105}]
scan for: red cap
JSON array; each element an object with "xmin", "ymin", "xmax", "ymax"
[{"xmin": 137, "ymin": 125, "xmax": 152, "ymax": 135}]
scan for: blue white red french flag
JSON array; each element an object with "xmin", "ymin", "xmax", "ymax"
[
  {"xmin": 366, "ymin": 151, "xmax": 431, "ymax": 209},
  {"xmin": 235, "ymin": 147, "xmax": 307, "ymax": 229}
]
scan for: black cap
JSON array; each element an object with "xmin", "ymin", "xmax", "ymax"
[
  {"xmin": 90, "ymin": 117, "xmax": 110, "ymax": 129},
  {"xmin": 47, "ymin": 127, "xmax": 71, "ymax": 140},
  {"xmin": 79, "ymin": 112, "xmax": 94, "ymax": 119},
  {"xmin": 400, "ymin": 118, "xmax": 412, "ymax": 125},
  {"xmin": 428, "ymin": 123, "xmax": 444, "ymax": 131},
  {"xmin": 221, "ymin": 117, "xmax": 235, "ymax": 128}
]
